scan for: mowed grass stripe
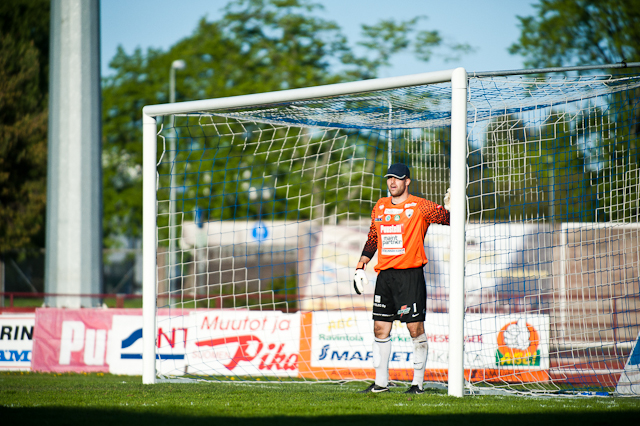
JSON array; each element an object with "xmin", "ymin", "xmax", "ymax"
[{"xmin": 1, "ymin": 372, "xmax": 639, "ymax": 425}]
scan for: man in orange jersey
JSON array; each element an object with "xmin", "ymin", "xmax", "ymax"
[{"xmin": 353, "ymin": 163, "xmax": 450, "ymax": 394}]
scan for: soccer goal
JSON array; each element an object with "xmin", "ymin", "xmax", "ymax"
[{"xmin": 141, "ymin": 64, "xmax": 640, "ymax": 397}]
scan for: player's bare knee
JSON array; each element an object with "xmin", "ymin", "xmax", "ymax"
[
  {"xmin": 374, "ymin": 323, "xmax": 391, "ymax": 339},
  {"xmin": 407, "ymin": 322, "xmax": 425, "ymax": 338}
]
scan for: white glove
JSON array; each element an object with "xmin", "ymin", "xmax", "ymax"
[
  {"xmin": 353, "ymin": 269, "xmax": 369, "ymax": 295},
  {"xmin": 444, "ymin": 187, "xmax": 451, "ymax": 212}
]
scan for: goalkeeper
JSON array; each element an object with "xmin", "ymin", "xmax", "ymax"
[{"xmin": 353, "ymin": 163, "xmax": 450, "ymax": 394}]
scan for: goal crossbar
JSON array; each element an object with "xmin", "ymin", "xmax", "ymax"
[{"xmin": 142, "ymin": 69, "xmax": 458, "ymax": 117}]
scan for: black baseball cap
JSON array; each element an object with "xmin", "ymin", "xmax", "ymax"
[{"xmin": 384, "ymin": 163, "xmax": 410, "ymax": 179}]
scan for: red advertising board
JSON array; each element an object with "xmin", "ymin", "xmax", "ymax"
[{"xmin": 31, "ymin": 308, "xmax": 139, "ymax": 373}]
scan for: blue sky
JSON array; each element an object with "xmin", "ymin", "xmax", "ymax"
[{"xmin": 101, "ymin": 0, "xmax": 537, "ymax": 79}]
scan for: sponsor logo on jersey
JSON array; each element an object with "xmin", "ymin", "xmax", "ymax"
[
  {"xmin": 384, "ymin": 208, "xmax": 403, "ymax": 215},
  {"xmin": 381, "ymin": 234, "xmax": 403, "ymax": 248},
  {"xmin": 375, "ymin": 218, "xmax": 382, "ymax": 222},
  {"xmin": 405, "ymin": 202, "xmax": 417, "ymax": 208},
  {"xmin": 405, "ymin": 209, "xmax": 414, "ymax": 218},
  {"xmin": 381, "ymin": 248, "xmax": 406, "ymax": 255},
  {"xmin": 394, "ymin": 215, "xmax": 400, "ymax": 221},
  {"xmin": 379, "ymin": 205, "xmax": 384, "ymax": 210},
  {"xmin": 380, "ymin": 224, "xmax": 403, "ymax": 234},
  {"xmin": 397, "ymin": 305, "xmax": 411, "ymax": 317},
  {"xmin": 385, "ymin": 215, "xmax": 391, "ymax": 221}
]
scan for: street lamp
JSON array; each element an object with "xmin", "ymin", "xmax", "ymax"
[
  {"xmin": 169, "ymin": 60, "xmax": 186, "ymax": 104},
  {"xmin": 169, "ymin": 59, "xmax": 186, "ymax": 294}
]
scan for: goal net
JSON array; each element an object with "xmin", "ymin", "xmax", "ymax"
[{"xmin": 142, "ymin": 69, "xmax": 640, "ymax": 396}]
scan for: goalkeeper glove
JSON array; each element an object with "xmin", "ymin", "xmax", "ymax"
[
  {"xmin": 444, "ymin": 187, "xmax": 451, "ymax": 212},
  {"xmin": 353, "ymin": 262, "xmax": 369, "ymax": 295}
]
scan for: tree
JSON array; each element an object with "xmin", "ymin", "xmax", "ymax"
[
  {"xmin": 0, "ymin": 0, "xmax": 49, "ymax": 253},
  {"xmin": 102, "ymin": 0, "xmax": 472, "ymax": 245},
  {"xmin": 358, "ymin": 16, "xmax": 473, "ymax": 74},
  {"xmin": 509, "ymin": 0, "xmax": 640, "ymax": 68},
  {"xmin": 509, "ymin": 0, "xmax": 640, "ymax": 223}
]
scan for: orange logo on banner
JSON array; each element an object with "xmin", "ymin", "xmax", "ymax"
[{"xmin": 496, "ymin": 320, "xmax": 540, "ymax": 366}]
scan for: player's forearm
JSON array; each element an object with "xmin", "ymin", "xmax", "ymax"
[
  {"xmin": 362, "ymin": 216, "xmax": 378, "ymax": 259},
  {"xmin": 358, "ymin": 255, "xmax": 371, "ymax": 266},
  {"xmin": 421, "ymin": 200, "xmax": 450, "ymax": 226},
  {"xmin": 361, "ymin": 246, "xmax": 376, "ymax": 259},
  {"xmin": 361, "ymin": 235, "xmax": 376, "ymax": 259}
]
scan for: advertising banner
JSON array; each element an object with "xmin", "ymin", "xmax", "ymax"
[
  {"xmin": 32, "ymin": 308, "xmax": 300, "ymax": 377},
  {"xmin": 31, "ymin": 309, "xmax": 139, "ymax": 373},
  {"xmin": 107, "ymin": 314, "xmax": 192, "ymax": 376},
  {"xmin": 186, "ymin": 310, "xmax": 300, "ymax": 377},
  {"xmin": 616, "ymin": 332, "xmax": 640, "ymax": 395},
  {"xmin": 0, "ymin": 314, "xmax": 35, "ymax": 371},
  {"xmin": 299, "ymin": 310, "xmax": 549, "ymax": 382}
]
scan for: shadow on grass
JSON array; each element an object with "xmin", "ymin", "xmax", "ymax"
[{"xmin": 0, "ymin": 407, "xmax": 635, "ymax": 426}]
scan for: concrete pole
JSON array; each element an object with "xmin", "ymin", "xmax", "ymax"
[{"xmin": 45, "ymin": 0, "xmax": 102, "ymax": 308}]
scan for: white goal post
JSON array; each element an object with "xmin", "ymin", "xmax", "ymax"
[
  {"xmin": 140, "ymin": 63, "xmax": 640, "ymax": 397},
  {"xmin": 141, "ymin": 68, "xmax": 469, "ymax": 393}
]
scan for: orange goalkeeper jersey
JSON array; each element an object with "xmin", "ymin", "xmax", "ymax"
[{"xmin": 362, "ymin": 194, "xmax": 450, "ymax": 272}]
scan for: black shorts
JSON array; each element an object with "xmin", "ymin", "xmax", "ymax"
[{"xmin": 372, "ymin": 267, "xmax": 426, "ymax": 323}]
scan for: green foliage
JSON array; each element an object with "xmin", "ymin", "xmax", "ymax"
[
  {"xmin": 359, "ymin": 17, "xmax": 421, "ymax": 72},
  {"xmin": 359, "ymin": 16, "xmax": 475, "ymax": 71},
  {"xmin": 477, "ymin": 112, "xmax": 595, "ymax": 221},
  {"xmin": 102, "ymin": 0, "xmax": 470, "ymax": 245},
  {"xmin": 507, "ymin": 1, "xmax": 640, "ymax": 222},
  {"xmin": 0, "ymin": 0, "xmax": 50, "ymax": 93},
  {"xmin": 159, "ymin": 124, "xmax": 387, "ymax": 219},
  {"xmin": 509, "ymin": 0, "xmax": 640, "ymax": 68},
  {"xmin": 465, "ymin": 90, "xmax": 640, "ymax": 224},
  {"xmin": 0, "ymin": 0, "xmax": 49, "ymax": 252}
]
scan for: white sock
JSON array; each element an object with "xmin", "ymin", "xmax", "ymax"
[
  {"xmin": 411, "ymin": 333, "xmax": 428, "ymax": 388},
  {"xmin": 373, "ymin": 336, "xmax": 391, "ymax": 388}
]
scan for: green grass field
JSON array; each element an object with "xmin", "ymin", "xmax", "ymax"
[{"xmin": 1, "ymin": 372, "xmax": 639, "ymax": 425}]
